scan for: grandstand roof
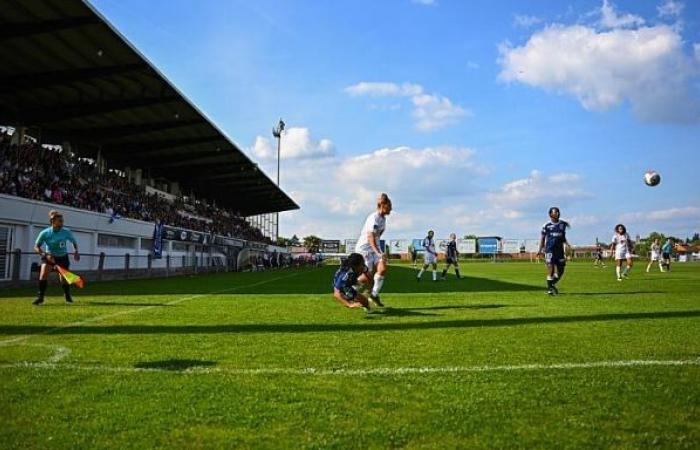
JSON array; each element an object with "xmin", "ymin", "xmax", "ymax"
[{"xmin": 0, "ymin": 0, "xmax": 298, "ymax": 216}]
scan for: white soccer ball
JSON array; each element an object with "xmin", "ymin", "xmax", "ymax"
[{"xmin": 644, "ymin": 171, "xmax": 661, "ymax": 187}]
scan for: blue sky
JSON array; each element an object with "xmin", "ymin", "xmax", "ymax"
[{"xmin": 91, "ymin": 0, "xmax": 700, "ymax": 243}]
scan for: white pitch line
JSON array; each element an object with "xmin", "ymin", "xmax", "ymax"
[
  {"xmin": 0, "ymin": 270, "xmax": 305, "ymax": 346},
  {"xmin": 1, "ymin": 358, "xmax": 699, "ymax": 376}
]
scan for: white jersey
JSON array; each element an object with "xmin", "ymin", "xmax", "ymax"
[
  {"xmin": 650, "ymin": 243, "xmax": 661, "ymax": 259},
  {"xmin": 612, "ymin": 233, "xmax": 632, "ymax": 258},
  {"xmin": 355, "ymin": 212, "xmax": 386, "ymax": 254},
  {"xmin": 423, "ymin": 236, "xmax": 437, "ymax": 264},
  {"xmin": 422, "ymin": 237, "xmax": 436, "ymax": 255}
]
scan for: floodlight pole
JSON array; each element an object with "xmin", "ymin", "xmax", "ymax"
[{"xmin": 272, "ymin": 118, "xmax": 285, "ymax": 243}]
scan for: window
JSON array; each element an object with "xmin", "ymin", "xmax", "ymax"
[
  {"xmin": 140, "ymin": 238, "xmax": 153, "ymax": 250},
  {"xmin": 98, "ymin": 234, "xmax": 136, "ymax": 249},
  {"xmin": 171, "ymin": 242, "xmax": 188, "ymax": 252}
]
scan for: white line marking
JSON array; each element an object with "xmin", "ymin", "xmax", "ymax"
[
  {"xmin": 0, "ymin": 343, "xmax": 71, "ymax": 363},
  {"xmin": 1, "ymin": 358, "xmax": 698, "ymax": 376},
  {"xmin": 0, "ymin": 271, "xmax": 305, "ymax": 346}
]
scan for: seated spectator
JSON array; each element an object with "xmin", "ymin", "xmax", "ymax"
[{"xmin": 0, "ymin": 136, "xmax": 273, "ymax": 244}]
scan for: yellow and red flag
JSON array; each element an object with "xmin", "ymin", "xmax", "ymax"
[{"xmin": 55, "ymin": 265, "xmax": 86, "ymax": 288}]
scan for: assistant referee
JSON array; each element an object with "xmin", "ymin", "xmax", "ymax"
[{"xmin": 33, "ymin": 210, "xmax": 80, "ymax": 305}]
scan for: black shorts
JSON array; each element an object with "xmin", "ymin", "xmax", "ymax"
[
  {"xmin": 545, "ymin": 250, "xmax": 566, "ymax": 266},
  {"xmin": 662, "ymin": 252, "xmax": 670, "ymax": 260},
  {"xmin": 42, "ymin": 254, "xmax": 70, "ymax": 270},
  {"xmin": 446, "ymin": 257, "xmax": 458, "ymax": 265},
  {"xmin": 339, "ymin": 286, "xmax": 358, "ymax": 301}
]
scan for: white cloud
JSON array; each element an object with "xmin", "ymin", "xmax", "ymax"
[
  {"xmin": 412, "ymin": 0, "xmax": 437, "ymax": 6},
  {"xmin": 250, "ymin": 127, "xmax": 334, "ymax": 160},
  {"xmin": 498, "ymin": 14, "xmax": 700, "ymax": 123},
  {"xmin": 489, "ymin": 170, "xmax": 589, "ymax": 207},
  {"xmin": 513, "ymin": 14, "xmax": 542, "ymax": 28},
  {"xmin": 621, "ymin": 206, "xmax": 700, "ymax": 222},
  {"xmin": 344, "ymin": 82, "xmax": 422, "ymax": 97},
  {"xmin": 599, "ymin": 0, "xmax": 644, "ymax": 29},
  {"xmin": 657, "ymin": 0, "xmax": 684, "ymax": 18},
  {"xmin": 344, "ymin": 81, "xmax": 470, "ymax": 131},
  {"xmin": 339, "ymin": 146, "xmax": 484, "ymax": 196}
]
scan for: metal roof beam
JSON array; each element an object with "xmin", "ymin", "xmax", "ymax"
[
  {"xmin": 111, "ymin": 135, "xmax": 224, "ymax": 155},
  {"xmin": 0, "ymin": 17, "xmax": 100, "ymax": 41},
  {"xmin": 46, "ymin": 118, "xmax": 205, "ymax": 142},
  {"xmin": 18, "ymin": 95, "xmax": 180, "ymax": 124},
  {"xmin": 0, "ymin": 63, "xmax": 149, "ymax": 92}
]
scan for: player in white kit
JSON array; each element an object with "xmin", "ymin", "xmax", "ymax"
[
  {"xmin": 417, "ymin": 230, "xmax": 439, "ymax": 282},
  {"xmin": 646, "ymin": 238, "xmax": 662, "ymax": 273},
  {"xmin": 355, "ymin": 193, "xmax": 392, "ymax": 307},
  {"xmin": 610, "ymin": 223, "xmax": 634, "ymax": 281}
]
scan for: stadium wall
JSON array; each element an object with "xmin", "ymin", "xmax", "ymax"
[{"xmin": 0, "ymin": 194, "xmax": 241, "ymax": 282}]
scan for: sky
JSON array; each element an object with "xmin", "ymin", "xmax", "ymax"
[{"xmin": 90, "ymin": 0, "xmax": 700, "ymax": 244}]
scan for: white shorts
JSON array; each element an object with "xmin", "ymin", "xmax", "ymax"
[
  {"xmin": 424, "ymin": 253, "xmax": 437, "ymax": 265},
  {"xmin": 650, "ymin": 252, "xmax": 660, "ymax": 261},
  {"xmin": 360, "ymin": 251, "xmax": 381, "ymax": 272},
  {"xmin": 615, "ymin": 250, "xmax": 632, "ymax": 260}
]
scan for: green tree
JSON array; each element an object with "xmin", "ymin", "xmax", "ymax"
[{"xmin": 303, "ymin": 235, "xmax": 322, "ymax": 254}]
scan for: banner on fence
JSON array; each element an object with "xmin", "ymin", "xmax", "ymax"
[
  {"xmin": 162, "ymin": 226, "xmax": 210, "ymax": 245},
  {"xmin": 479, "ymin": 237, "xmax": 500, "ymax": 255},
  {"xmin": 320, "ymin": 240, "xmax": 341, "ymax": 253},
  {"xmin": 389, "ymin": 239, "xmax": 410, "ymax": 253},
  {"xmin": 457, "ymin": 239, "xmax": 476, "ymax": 254},
  {"xmin": 501, "ymin": 239, "xmax": 521, "ymax": 254},
  {"xmin": 152, "ymin": 222, "xmax": 164, "ymax": 259},
  {"xmin": 524, "ymin": 239, "xmax": 540, "ymax": 253},
  {"xmin": 344, "ymin": 239, "xmax": 357, "ymax": 253}
]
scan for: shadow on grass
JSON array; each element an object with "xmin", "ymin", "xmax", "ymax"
[
  {"xmin": 0, "ymin": 266, "xmax": 541, "ymax": 297},
  {"xmin": 134, "ymin": 359, "xmax": 216, "ymax": 371},
  {"xmin": 1, "ymin": 310, "xmax": 698, "ymax": 336}
]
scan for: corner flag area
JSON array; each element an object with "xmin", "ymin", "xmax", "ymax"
[{"xmin": 1, "ymin": 262, "xmax": 699, "ymax": 448}]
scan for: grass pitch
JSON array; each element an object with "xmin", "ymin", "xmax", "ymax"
[{"xmin": 0, "ymin": 261, "xmax": 699, "ymax": 449}]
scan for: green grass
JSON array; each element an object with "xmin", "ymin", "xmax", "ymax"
[{"xmin": 1, "ymin": 261, "xmax": 699, "ymax": 449}]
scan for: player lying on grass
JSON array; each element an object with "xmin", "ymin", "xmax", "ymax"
[
  {"xmin": 538, "ymin": 207, "xmax": 570, "ymax": 296},
  {"xmin": 441, "ymin": 233, "xmax": 461, "ymax": 280},
  {"xmin": 355, "ymin": 193, "xmax": 392, "ymax": 307},
  {"xmin": 417, "ymin": 230, "xmax": 438, "ymax": 282},
  {"xmin": 33, "ymin": 209, "xmax": 80, "ymax": 305},
  {"xmin": 332, "ymin": 253, "xmax": 371, "ymax": 312},
  {"xmin": 646, "ymin": 238, "xmax": 663, "ymax": 273},
  {"xmin": 611, "ymin": 224, "xmax": 634, "ymax": 281}
]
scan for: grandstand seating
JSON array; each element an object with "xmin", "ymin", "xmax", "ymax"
[{"xmin": 0, "ymin": 131, "xmax": 271, "ymax": 244}]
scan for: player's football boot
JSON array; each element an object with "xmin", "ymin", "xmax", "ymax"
[
  {"xmin": 551, "ymin": 285, "xmax": 559, "ymax": 295},
  {"xmin": 370, "ymin": 294, "xmax": 385, "ymax": 307},
  {"xmin": 547, "ymin": 289, "xmax": 555, "ymax": 296},
  {"xmin": 32, "ymin": 296, "xmax": 44, "ymax": 306},
  {"xmin": 65, "ymin": 294, "xmax": 73, "ymax": 304}
]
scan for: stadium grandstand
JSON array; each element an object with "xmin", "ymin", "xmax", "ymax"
[{"xmin": 0, "ymin": 0, "xmax": 298, "ymax": 284}]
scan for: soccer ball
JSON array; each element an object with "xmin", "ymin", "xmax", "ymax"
[{"xmin": 644, "ymin": 171, "xmax": 661, "ymax": 187}]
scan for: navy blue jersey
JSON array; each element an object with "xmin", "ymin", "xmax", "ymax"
[
  {"xmin": 333, "ymin": 266, "xmax": 362, "ymax": 300},
  {"xmin": 541, "ymin": 221, "xmax": 568, "ymax": 253},
  {"xmin": 446, "ymin": 241, "xmax": 458, "ymax": 260}
]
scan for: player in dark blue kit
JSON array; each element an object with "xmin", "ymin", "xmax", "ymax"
[
  {"xmin": 332, "ymin": 253, "xmax": 371, "ymax": 312},
  {"xmin": 537, "ymin": 207, "xmax": 570, "ymax": 295},
  {"xmin": 441, "ymin": 233, "xmax": 461, "ymax": 280}
]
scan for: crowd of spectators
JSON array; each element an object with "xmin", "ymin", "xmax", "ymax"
[{"xmin": 0, "ymin": 133, "xmax": 272, "ymax": 244}]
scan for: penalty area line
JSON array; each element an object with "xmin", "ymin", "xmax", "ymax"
[{"xmin": 1, "ymin": 358, "xmax": 699, "ymax": 376}]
